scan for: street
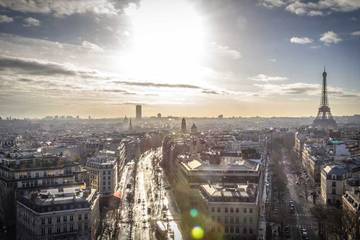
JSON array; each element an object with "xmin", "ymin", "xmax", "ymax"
[
  {"xmin": 270, "ymin": 148, "xmax": 319, "ymax": 240},
  {"xmin": 117, "ymin": 148, "xmax": 183, "ymax": 240}
]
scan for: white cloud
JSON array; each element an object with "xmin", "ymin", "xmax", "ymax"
[
  {"xmin": 260, "ymin": 0, "xmax": 360, "ymax": 16},
  {"xmin": 351, "ymin": 31, "xmax": 360, "ymax": 36},
  {"xmin": 320, "ymin": 31, "xmax": 342, "ymax": 45},
  {"xmin": 81, "ymin": 41, "xmax": 104, "ymax": 52},
  {"xmin": 290, "ymin": 36, "xmax": 313, "ymax": 44},
  {"xmin": 212, "ymin": 43, "xmax": 241, "ymax": 60},
  {"xmin": 0, "ymin": 0, "xmax": 118, "ymax": 17},
  {"xmin": 259, "ymin": 0, "xmax": 286, "ymax": 8},
  {"xmin": 249, "ymin": 74, "xmax": 288, "ymax": 82},
  {"xmin": 0, "ymin": 14, "xmax": 13, "ymax": 23},
  {"xmin": 254, "ymin": 82, "xmax": 360, "ymax": 99},
  {"xmin": 23, "ymin": 17, "xmax": 40, "ymax": 27}
]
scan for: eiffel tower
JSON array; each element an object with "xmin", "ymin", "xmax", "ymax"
[{"xmin": 312, "ymin": 68, "xmax": 337, "ymax": 130}]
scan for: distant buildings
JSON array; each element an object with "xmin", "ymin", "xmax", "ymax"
[
  {"xmin": 181, "ymin": 118, "xmax": 187, "ymax": 133},
  {"xmin": 136, "ymin": 105, "xmax": 142, "ymax": 120},
  {"xmin": 190, "ymin": 123, "xmax": 198, "ymax": 134},
  {"xmin": 16, "ymin": 185, "xmax": 99, "ymax": 240}
]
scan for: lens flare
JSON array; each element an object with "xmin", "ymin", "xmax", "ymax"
[
  {"xmin": 190, "ymin": 208, "xmax": 199, "ymax": 218},
  {"xmin": 191, "ymin": 226, "xmax": 204, "ymax": 239}
]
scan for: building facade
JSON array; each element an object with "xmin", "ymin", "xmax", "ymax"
[
  {"xmin": 200, "ymin": 183, "xmax": 259, "ymax": 240},
  {"xmin": 320, "ymin": 165, "xmax": 349, "ymax": 206},
  {"xmin": 86, "ymin": 150, "xmax": 117, "ymax": 195},
  {"xmin": 16, "ymin": 186, "xmax": 99, "ymax": 240}
]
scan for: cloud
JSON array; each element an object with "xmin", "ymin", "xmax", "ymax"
[
  {"xmin": 320, "ymin": 31, "xmax": 342, "ymax": 45},
  {"xmin": 202, "ymin": 90, "xmax": 220, "ymax": 95},
  {"xmin": 213, "ymin": 43, "xmax": 241, "ymax": 60},
  {"xmin": 0, "ymin": 14, "xmax": 13, "ymax": 23},
  {"xmin": 290, "ymin": 36, "xmax": 314, "ymax": 44},
  {"xmin": 113, "ymin": 81, "xmax": 202, "ymax": 89},
  {"xmin": 23, "ymin": 17, "xmax": 40, "ymax": 27},
  {"xmin": 259, "ymin": 0, "xmax": 286, "ymax": 8},
  {"xmin": 249, "ymin": 74, "xmax": 288, "ymax": 82},
  {"xmin": 101, "ymin": 89, "xmax": 135, "ymax": 95},
  {"xmin": 0, "ymin": 55, "xmax": 91, "ymax": 76},
  {"xmin": 259, "ymin": 0, "xmax": 360, "ymax": 16},
  {"xmin": 255, "ymin": 82, "xmax": 319, "ymax": 95},
  {"xmin": 255, "ymin": 82, "xmax": 360, "ymax": 98},
  {"xmin": 81, "ymin": 41, "xmax": 104, "ymax": 52},
  {"xmin": 351, "ymin": 31, "xmax": 360, "ymax": 36},
  {"xmin": 0, "ymin": 0, "xmax": 118, "ymax": 17}
]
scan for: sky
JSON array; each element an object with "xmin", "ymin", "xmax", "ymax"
[{"xmin": 0, "ymin": 0, "xmax": 359, "ymax": 118}]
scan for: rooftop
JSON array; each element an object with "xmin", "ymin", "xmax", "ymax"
[
  {"xmin": 181, "ymin": 158, "xmax": 259, "ymax": 173},
  {"xmin": 200, "ymin": 183, "xmax": 258, "ymax": 203},
  {"xmin": 18, "ymin": 185, "xmax": 97, "ymax": 212}
]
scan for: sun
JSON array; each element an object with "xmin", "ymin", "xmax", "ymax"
[{"xmin": 123, "ymin": 0, "xmax": 207, "ymax": 85}]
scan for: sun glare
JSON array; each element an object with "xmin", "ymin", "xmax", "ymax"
[{"xmin": 123, "ymin": 0, "xmax": 207, "ymax": 85}]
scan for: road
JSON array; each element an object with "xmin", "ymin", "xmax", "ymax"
[
  {"xmin": 281, "ymin": 149, "xmax": 318, "ymax": 240},
  {"xmin": 117, "ymin": 148, "xmax": 183, "ymax": 240}
]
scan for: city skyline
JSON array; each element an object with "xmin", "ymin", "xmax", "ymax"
[{"xmin": 0, "ymin": 0, "xmax": 359, "ymax": 118}]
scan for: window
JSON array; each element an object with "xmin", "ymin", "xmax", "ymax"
[
  {"xmin": 63, "ymin": 216, "xmax": 67, "ymax": 222},
  {"xmin": 249, "ymin": 208, "xmax": 253, "ymax": 213},
  {"xmin": 243, "ymin": 217, "xmax": 247, "ymax": 223},
  {"xmin": 230, "ymin": 226, "xmax": 234, "ymax": 233},
  {"xmin": 243, "ymin": 208, "xmax": 247, "ymax": 213},
  {"xmin": 48, "ymin": 227, "xmax": 52, "ymax": 234},
  {"xmin": 78, "ymin": 214, "xmax": 82, "ymax": 221},
  {"xmin": 57, "ymin": 227, "xmax": 60, "ymax": 233},
  {"xmin": 243, "ymin": 227, "xmax": 247, "ymax": 234},
  {"xmin": 211, "ymin": 207, "xmax": 215, "ymax": 212},
  {"xmin": 332, "ymin": 189, "xmax": 336, "ymax": 194},
  {"xmin": 70, "ymin": 224, "xmax": 74, "ymax": 232},
  {"xmin": 235, "ymin": 208, "xmax": 239, "ymax": 213},
  {"xmin": 70, "ymin": 215, "xmax": 73, "ymax": 221},
  {"xmin": 48, "ymin": 217, "xmax": 52, "ymax": 224},
  {"xmin": 225, "ymin": 207, "xmax": 228, "ymax": 213},
  {"xmin": 332, "ymin": 181, "xmax": 336, "ymax": 187},
  {"xmin": 217, "ymin": 207, "xmax": 220, "ymax": 213},
  {"xmin": 41, "ymin": 218, "xmax": 45, "ymax": 225},
  {"xmin": 57, "ymin": 216, "xmax": 60, "ymax": 223},
  {"xmin": 230, "ymin": 208, "xmax": 233, "ymax": 213},
  {"xmin": 249, "ymin": 228, "xmax": 253, "ymax": 234},
  {"xmin": 84, "ymin": 213, "xmax": 88, "ymax": 220},
  {"xmin": 78, "ymin": 224, "xmax": 82, "ymax": 231},
  {"xmin": 63, "ymin": 226, "xmax": 67, "ymax": 232},
  {"xmin": 230, "ymin": 216, "xmax": 234, "ymax": 224},
  {"xmin": 235, "ymin": 217, "xmax": 239, "ymax": 224},
  {"xmin": 235, "ymin": 226, "xmax": 240, "ymax": 233},
  {"xmin": 41, "ymin": 228, "xmax": 45, "ymax": 235},
  {"xmin": 225, "ymin": 216, "xmax": 228, "ymax": 224}
]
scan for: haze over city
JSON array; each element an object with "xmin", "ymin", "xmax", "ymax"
[{"xmin": 0, "ymin": 0, "xmax": 359, "ymax": 118}]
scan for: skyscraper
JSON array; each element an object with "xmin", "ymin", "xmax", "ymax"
[
  {"xmin": 313, "ymin": 68, "xmax": 337, "ymax": 130},
  {"xmin": 136, "ymin": 105, "xmax": 142, "ymax": 119},
  {"xmin": 181, "ymin": 118, "xmax": 187, "ymax": 133}
]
